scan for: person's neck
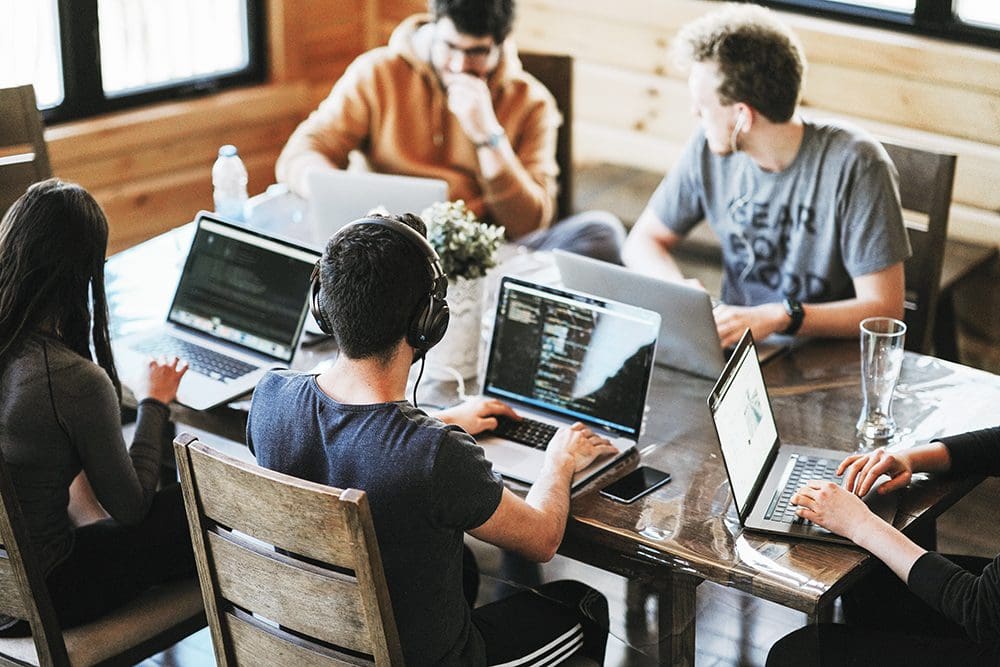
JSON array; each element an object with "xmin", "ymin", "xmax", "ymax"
[
  {"xmin": 315, "ymin": 345, "xmax": 413, "ymax": 405},
  {"xmin": 743, "ymin": 115, "xmax": 805, "ymax": 173}
]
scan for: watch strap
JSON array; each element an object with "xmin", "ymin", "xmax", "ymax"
[{"xmin": 782, "ymin": 297, "xmax": 804, "ymax": 336}]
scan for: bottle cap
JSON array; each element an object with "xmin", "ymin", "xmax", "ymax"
[{"xmin": 218, "ymin": 144, "xmax": 238, "ymax": 157}]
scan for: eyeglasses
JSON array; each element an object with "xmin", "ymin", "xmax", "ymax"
[{"xmin": 435, "ymin": 38, "xmax": 498, "ymax": 66}]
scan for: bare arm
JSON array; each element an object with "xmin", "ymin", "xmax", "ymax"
[
  {"xmin": 714, "ymin": 262, "xmax": 906, "ymax": 348},
  {"xmin": 622, "ymin": 207, "xmax": 688, "ymax": 283},
  {"xmin": 468, "ymin": 423, "xmax": 617, "ymax": 561}
]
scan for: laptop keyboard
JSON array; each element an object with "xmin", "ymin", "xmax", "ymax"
[
  {"xmin": 490, "ymin": 415, "xmax": 559, "ymax": 450},
  {"xmin": 764, "ymin": 454, "xmax": 843, "ymax": 524},
  {"xmin": 133, "ymin": 336, "xmax": 257, "ymax": 381}
]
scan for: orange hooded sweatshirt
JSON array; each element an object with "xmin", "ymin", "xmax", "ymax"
[{"xmin": 275, "ymin": 14, "xmax": 561, "ymax": 238}]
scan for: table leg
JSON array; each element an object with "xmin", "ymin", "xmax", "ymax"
[{"xmin": 626, "ymin": 572, "xmax": 699, "ymax": 666}]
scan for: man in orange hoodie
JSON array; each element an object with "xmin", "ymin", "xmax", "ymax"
[{"xmin": 276, "ymin": 0, "xmax": 625, "ymax": 264}]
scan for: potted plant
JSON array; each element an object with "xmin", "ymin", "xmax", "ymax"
[{"xmin": 420, "ymin": 200, "xmax": 505, "ymax": 379}]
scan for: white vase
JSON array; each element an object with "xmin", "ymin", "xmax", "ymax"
[{"xmin": 425, "ymin": 275, "xmax": 485, "ymax": 380}]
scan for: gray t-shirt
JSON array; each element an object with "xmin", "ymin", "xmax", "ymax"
[
  {"xmin": 0, "ymin": 335, "xmax": 167, "ymax": 574},
  {"xmin": 248, "ymin": 371, "xmax": 504, "ymax": 666},
  {"xmin": 649, "ymin": 119, "xmax": 912, "ymax": 306}
]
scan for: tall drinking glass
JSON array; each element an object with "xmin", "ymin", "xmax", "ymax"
[{"xmin": 856, "ymin": 317, "xmax": 907, "ymax": 448}]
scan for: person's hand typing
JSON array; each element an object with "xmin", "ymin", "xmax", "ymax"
[
  {"xmin": 545, "ymin": 422, "xmax": 618, "ymax": 474},
  {"xmin": 790, "ymin": 480, "xmax": 879, "ymax": 541},
  {"xmin": 434, "ymin": 397, "xmax": 520, "ymax": 436},
  {"xmin": 838, "ymin": 447, "xmax": 913, "ymax": 497},
  {"xmin": 713, "ymin": 302, "xmax": 787, "ymax": 348},
  {"xmin": 136, "ymin": 356, "xmax": 188, "ymax": 405}
]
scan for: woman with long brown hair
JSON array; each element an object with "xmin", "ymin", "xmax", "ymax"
[{"xmin": 0, "ymin": 179, "xmax": 194, "ymax": 631}]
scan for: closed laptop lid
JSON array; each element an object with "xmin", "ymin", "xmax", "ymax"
[
  {"xmin": 707, "ymin": 330, "xmax": 781, "ymax": 521},
  {"xmin": 482, "ymin": 277, "xmax": 660, "ymax": 439},
  {"xmin": 167, "ymin": 213, "xmax": 318, "ymax": 363}
]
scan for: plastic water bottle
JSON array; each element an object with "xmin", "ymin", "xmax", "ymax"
[{"xmin": 212, "ymin": 144, "xmax": 248, "ymax": 221}]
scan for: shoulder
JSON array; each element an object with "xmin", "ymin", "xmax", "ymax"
[
  {"xmin": 250, "ymin": 370, "xmax": 313, "ymax": 406},
  {"xmin": 806, "ymin": 119, "xmax": 892, "ymax": 169}
]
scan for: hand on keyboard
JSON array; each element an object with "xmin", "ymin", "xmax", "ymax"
[
  {"xmin": 789, "ymin": 480, "xmax": 876, "ymax": 541},
  {"xmin": 134, "ymin": 356, "xmax": 189, "ymax": 404},
  {"xmin": 546, "ymin": 422, "xmax": 619, "ymax": 474},
  {"xmin": 435, "ymin": 397, "xmax": 521, "ymax": 436}
]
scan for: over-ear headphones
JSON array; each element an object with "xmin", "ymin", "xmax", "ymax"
[{"xmin": 310, "ymin": 216, "xmax": 450, "ymax": 357}]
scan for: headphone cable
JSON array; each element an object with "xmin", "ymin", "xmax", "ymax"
[{"xmin": 412, "ymin": 355, "xmax": 426, "ymax": 409}]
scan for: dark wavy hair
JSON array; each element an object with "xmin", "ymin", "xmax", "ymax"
[
  {"xmin": 673, "ymin": 4, "xmax": 806, "ymax": 123},
  {"xmin": 430, "ymin": 0, "xmax": 515, "ymax": 43},
  {"xmin": 318, "ymin": 213, "xmax": 432, "ymax": 364},
  {"xmin": 0, "ymin": 179, "xmax": 120, "ymax": 398}
]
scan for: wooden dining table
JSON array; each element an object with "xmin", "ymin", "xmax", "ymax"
[{"xmin": 108, "ymin": 217, "xmax": 1000, "ymax": 666}]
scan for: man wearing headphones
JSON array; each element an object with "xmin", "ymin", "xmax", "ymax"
[
  {"xmin": 247, "ymin": 213, "xmax": 611, "ymax": 665},
  {"xmin": 276, "ymin": 0, "xmax": 625, "ymax": 264},
  {"xmin": 623, "ymin": 5, "xmax": 911, "ymax": 348}
]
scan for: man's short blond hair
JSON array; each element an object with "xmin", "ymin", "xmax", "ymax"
[{"xmin": 672, "ymin": 4, "xmax": 806, "ymax": 122}]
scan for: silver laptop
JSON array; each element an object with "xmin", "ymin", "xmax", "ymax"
[
  {"xmin": 305, "ymin": 170, "xmax": 448, "ymax": 239},
  {"xmin": 554, "ymin": 250, "xmax": 789, "ymax": 378},
  {"xmin": 476, "ymin": 277, "xmax": 660, "ymax": 491},
  {"xmin": 707, "ymin": 330, "xmax": 897, "ymax": 544},
  {"xmin": 113, "ymin": 212, "xmax": 319, "ymax": 410}
]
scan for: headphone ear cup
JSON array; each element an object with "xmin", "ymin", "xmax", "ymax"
[
  {"xmin": 309, "ymin": 268, "xmax": 334, "ymax": 335},
  {"xmin": 407, "ymin": 295, "xmax": 450, "ymax": 351}
]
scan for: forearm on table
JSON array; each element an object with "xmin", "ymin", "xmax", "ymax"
[
  {"xmin": 852, "ymin": 514, "xmax": 927, "ymax": 582},
  {"xmin": 796, "ymin": 296, "xmax": 902, "ymax": 338}
]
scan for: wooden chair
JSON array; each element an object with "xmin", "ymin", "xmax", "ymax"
[
  {"xmin": 520, "ymin": 52, "xmax": 574, "ymax": 221},
  {"xmin": 0, "ymin": 85, "xmax": 52, "ymax": 219},
  {"xmin": 174, "ymin": 433, "xmax": 403, "ymax": 666},
  {"xmin": 881, "ymin": 140, "xmax": 956, "ymax": 355},
  {"xmin": 0, "ymin": 451, "xmax": 205, "ymax": 667}
]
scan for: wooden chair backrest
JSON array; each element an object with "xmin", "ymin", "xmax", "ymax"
[
  {"xmin": 174, "ymin": 434, "xmax": 403, "ymax": 666},
  {"xmin": 881, "ymin": 140, "xmax": 956, "ymax": 354},
  {"xmin": 0, "ymin": 85, "xmax": 52, "ymax": 219},
  {"xmin": 0, "ymin": 450, "xmax": 72, "ymax": 667},
  {"xmin": 519, "ymin": 52, "xmax": 574, "ymax": 222}
]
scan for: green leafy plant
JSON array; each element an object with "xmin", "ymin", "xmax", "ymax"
[{"xmin": 421, "ymin": 200, "xmax": 506, "ymax": 280}]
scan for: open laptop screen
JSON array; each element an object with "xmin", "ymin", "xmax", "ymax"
[
  {"xmin": 708, "ymin": 333, "xmax": 780, "ymax": 516},
  {"xmin": 482, "ymin": 277, "xmax": 659, "ymax": 438},
  {"xmin": 167, "ymin": 217, "xmax": 318, "ymax": 362}
]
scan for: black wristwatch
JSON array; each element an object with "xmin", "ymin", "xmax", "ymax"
[{"xmin": 782, "ymin": 297, "xmax": 805, "ymax": 336}]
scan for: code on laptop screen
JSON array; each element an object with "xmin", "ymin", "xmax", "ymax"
[
  {"xmin": 167, "ymin": 219, "xmax": 317, "ymax": 361},
  {"xmin": 483, "ymin": 279, "xmax": 659, "ymax": 437}
]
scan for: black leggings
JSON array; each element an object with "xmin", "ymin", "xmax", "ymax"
[
  {"xmin": 767, "ymin": 555, "xmax": 1000, "ymax": 666},
  {"xmin": 2, "ymin": 484, "xmax": 196, "ymax": 634}
]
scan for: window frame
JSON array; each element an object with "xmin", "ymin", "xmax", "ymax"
[
  {"xmin": 45, "ymin": 0, "xmax": 267, "ymax": 124},
  {"xmin": 756, "ymin": 0, "xmax": 1000, "ymax": 49}
]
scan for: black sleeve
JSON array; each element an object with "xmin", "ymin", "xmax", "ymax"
[
  {"xmin": 429, "ymin": 429, "xmax": 504, "ymax": 531},
  {"xmin": 909, "ymin": 552, "xmax": 1000, "ymax": 642},
  {"xmin": 937, "ymin": 427, "xmax": 1000, "ymax": 477}
]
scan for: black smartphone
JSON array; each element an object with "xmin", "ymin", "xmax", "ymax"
[{"xmin": 599, "ymin": 466, "xmax": 672, "ymax": 504}]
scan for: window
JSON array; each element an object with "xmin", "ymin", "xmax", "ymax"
[
  {"xmin": 0, "ymin": 0, "xmax": 265, "ymax": 123},
  {"xmin": 758, "ymin": 0, "xmax": 1000, "ymax": 47}
]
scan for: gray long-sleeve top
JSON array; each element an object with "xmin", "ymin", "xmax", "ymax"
[
  {"xmin": 908, "ymin": 426, "xmax": 1000, "ymax": 642},
  {"xmin": 0, "ymin": 335, "xmax": 168, "ymax": 574}
]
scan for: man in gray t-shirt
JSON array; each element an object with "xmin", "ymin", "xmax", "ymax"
[{"xmin": 623, "ymin": 5, "xmax": 910, "ymax": 348}]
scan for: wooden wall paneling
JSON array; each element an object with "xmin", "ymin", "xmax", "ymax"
[{"xmin": 803, "ymin": 62, "xmax": 1000, "ymax": 146}]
